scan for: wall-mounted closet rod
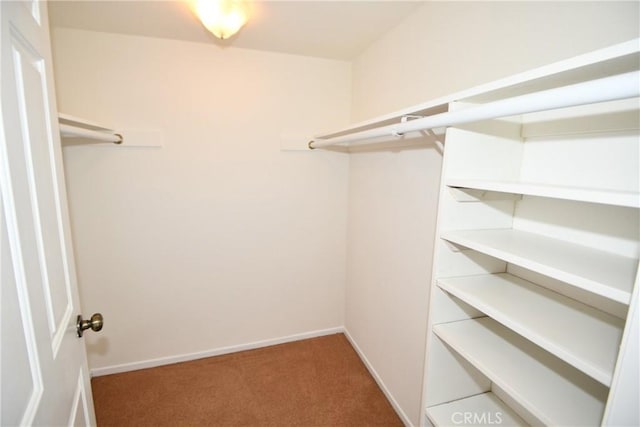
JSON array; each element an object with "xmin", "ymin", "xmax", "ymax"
[
  {"xmin": 59, "ymin": 124, "xmax": 123, "ymax": 144},
  {"xmin": 309, "ymin": 70, "xmax": 640, "ymax": 149}
]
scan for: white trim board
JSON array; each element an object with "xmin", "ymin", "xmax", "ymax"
[
  {"xmin": 90, "ymin": 326, "xmax": 344, "ymax": 377},
  {"xmin": 343, "ymin": 329, "xmax": 413, "ymax": 427}
]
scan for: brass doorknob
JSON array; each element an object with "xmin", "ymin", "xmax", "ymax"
[{"xmin": 76, "ymin": 313, "xmax": 104, "ymax": 337}]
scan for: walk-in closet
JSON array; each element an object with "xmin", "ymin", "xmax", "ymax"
[{"xmin": 1, "ymin": 1, "xmax": 638, "ymax": 425}]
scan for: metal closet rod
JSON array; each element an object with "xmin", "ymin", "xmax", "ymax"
[
  {"xmin": 59, "ymin": 124, "xmax": 123, "ymax": 144},
  {"xmin": 309, "ymin": 71, "xmax": 640, "ymax": 149}
]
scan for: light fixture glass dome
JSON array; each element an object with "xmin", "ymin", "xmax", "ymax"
[{"xmin": 193, "ymin": 0, "xmax": 247, "ymax": 40}]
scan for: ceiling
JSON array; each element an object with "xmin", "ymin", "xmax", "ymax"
[{"xmin": 48, "ymin": 1, "xmax": 424, "ymax": 60}]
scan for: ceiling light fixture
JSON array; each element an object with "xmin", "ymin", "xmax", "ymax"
[{"xmin": 192, "ymin": 0, "xmax": 247, "ymax": 40}]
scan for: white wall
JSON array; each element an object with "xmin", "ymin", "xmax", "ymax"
[
  {"xmin": 52, "ymin": 29, "xmax": 351, "ymax": 371},
  {"xmin": 347, "ymin": 2, "xmax": 639, "ymax": 425}
]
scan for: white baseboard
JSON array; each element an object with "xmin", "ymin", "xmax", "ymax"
[
  {"xmin": 90, "ymin": 326, "xmax": 344, "ymax": 377},
  {"xmin": 343, "ymin": 328, "xmax": 413, "ymax": 427}
]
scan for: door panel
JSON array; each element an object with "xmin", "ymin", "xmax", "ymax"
[
  {"xmin": 12, "ymin": 19, "xmax": 73, "ymax": 353},
  {"xmin": 1, "ymin": 1, "xmax": 96, "ymax": 425},
  {"xmin": 1, "ymin": 198, "xmax": 42, "ymax": 427}
]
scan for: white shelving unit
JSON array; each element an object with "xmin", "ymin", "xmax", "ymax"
[
  {"xmin": 311, "ymin": 39, "xmax": 639, "ymax": 427},
  {"xmin": 418, "ymin": 40, "xmax": 640, "ymax": 427}
]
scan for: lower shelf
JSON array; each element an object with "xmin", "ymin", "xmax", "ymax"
[
  {"xmin": 437, "ymin": 273, "xmax": 623, "ymax": 386},
  {"xmin": 433, "ymin": 317, "xmax": 608, "ymax": 426},
  {"xmin": 426, "ymin": 392, "xmax": 526, "ymax": 427}
]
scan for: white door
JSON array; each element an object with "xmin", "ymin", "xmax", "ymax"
[{"xmin": 1, "ymin": 1, "xmax": 98, "ymax": 425}]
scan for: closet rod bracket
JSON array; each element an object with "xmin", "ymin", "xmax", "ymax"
[
  {"xmin": 401, "ymin": 115, "xmax": 425, "ymax": 123},
  {"xmin": 394, "ymin": 115, "xmax": 425, "ymax": 137}
]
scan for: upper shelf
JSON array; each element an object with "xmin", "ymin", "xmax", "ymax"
[
  {"xmin": 59, "ymin": 113, "xmax": 122, "ymax": 145},
  {"xmin": 311, "ymin": 38, "xmax": 640, "ymax": 149},
  {"xmin": 446, "ymin": 179, "xmax": 640, "ymax": 208}
]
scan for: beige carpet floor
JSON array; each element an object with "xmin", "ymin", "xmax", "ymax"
[{"xmin": 91, "ymin": 333, "xmax": 403, "ymax": 426}]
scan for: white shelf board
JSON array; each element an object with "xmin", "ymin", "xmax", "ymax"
[
  {"xmin": 426, "ymin": 392, "xmax": 527, "ymax": 427},
  {"xmin": 447, "ymin": 179, "xmax": 640, "ymax": 208},
  {"xmin": 438, "ymin": 273, "xmax": 624, "ymax": 386},
  {"xmin": 440, "ymin": 228, "xmax": 637, "ymax": 304},
  {"xmin": 434, "ymin": 318, "xmax": 608, "ymax": 426}
]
